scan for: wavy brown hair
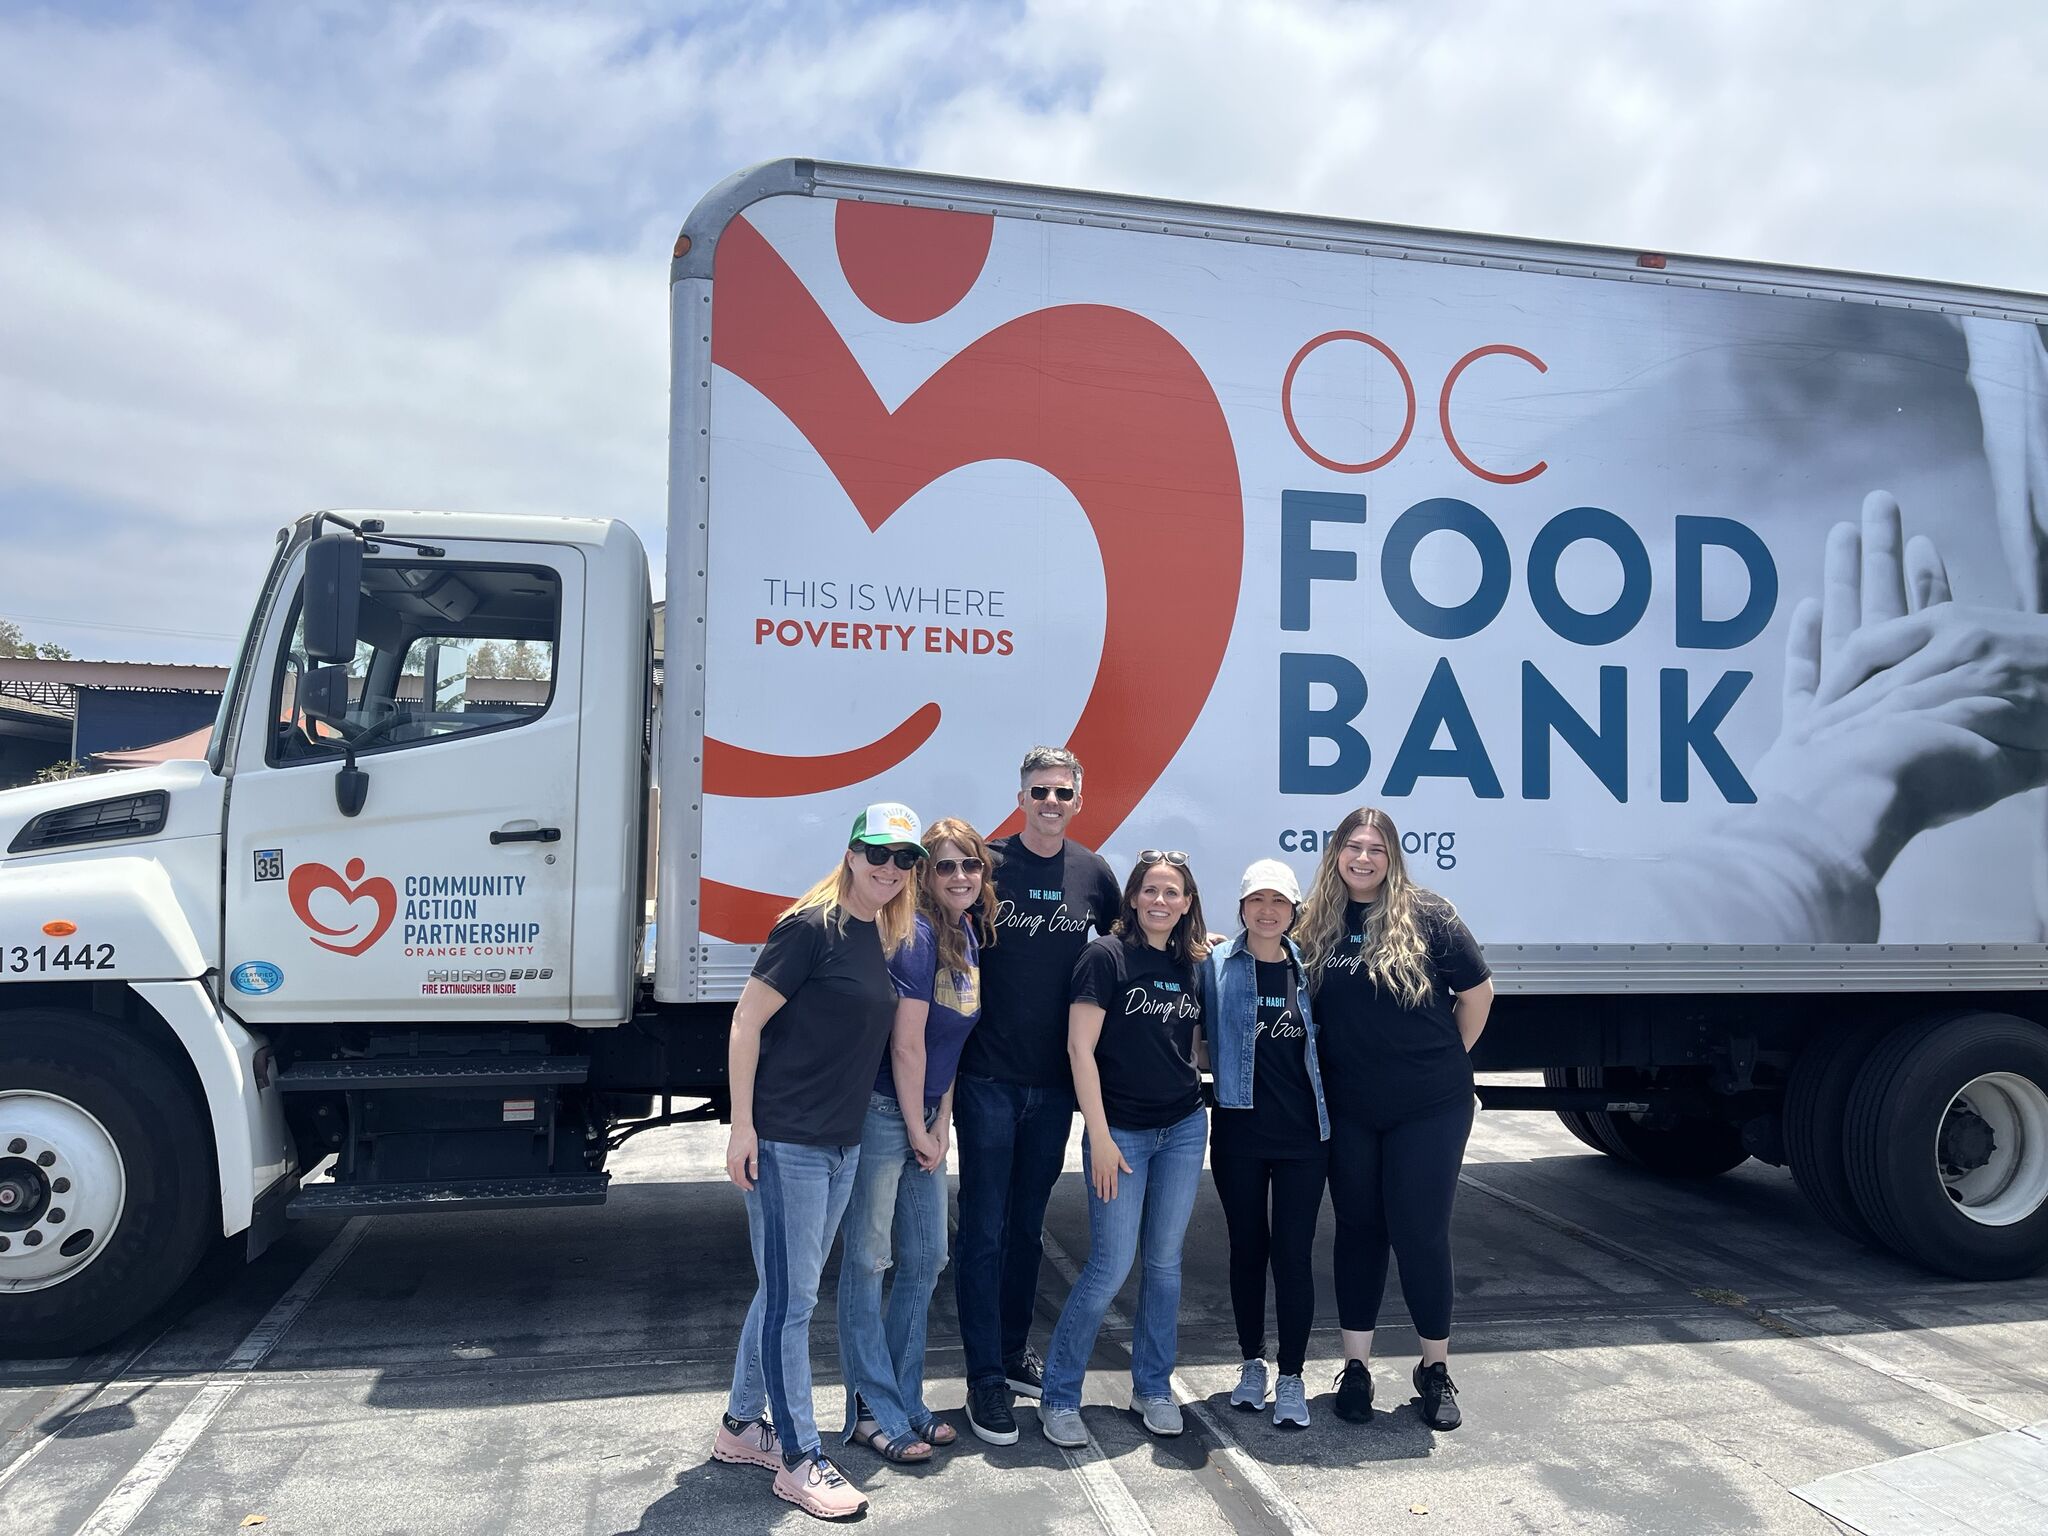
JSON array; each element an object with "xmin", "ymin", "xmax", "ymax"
[
  {"xmin": 918, "ymin": 817, "xmax": 996, "ymax": 976},
  {"xmin": 1296, "ymin": 806, "xmax": 1438, "ymax": 1008},
  {"xmin": 1109, "ymin": 857, "xmax": 1211, "ymax": 968}
]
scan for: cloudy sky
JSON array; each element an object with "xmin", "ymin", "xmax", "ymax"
[{"xmin": 2, "ymin": 0, "xmax": 2042, "ymax": 664}]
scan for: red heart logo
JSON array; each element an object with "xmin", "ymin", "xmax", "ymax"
[
  {"xmin": 701, "ymin": 206, "xmax": 1244, "ymax": 940},
  {"xmin": 288, "ymin": 857, "xmax": 398, "ymax": 956}
]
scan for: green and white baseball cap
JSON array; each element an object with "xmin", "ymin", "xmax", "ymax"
[{"xmin": 850, "ymin": 802, "xmax": 927, "ymax": 854}]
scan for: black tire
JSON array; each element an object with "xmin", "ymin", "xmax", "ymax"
[
  {"xmin": 1579, "ymin": 1067, "xmax": 1751, "ymax": 1178},
  {"xmin": 0, "ymin": 1009, "xmax": 217, "ymax": 1358},
  {"xmin": 1843, "ymin": 1011, "xmax": 2048, "ymax": 1280},
  {"xmin": 1783, "ymin": 1026, "xmax": 1884, "ymax": 1245},
  {"xmin": 1543, "ymin": 1067, "xmax": 1610, "ymax": 1153}
]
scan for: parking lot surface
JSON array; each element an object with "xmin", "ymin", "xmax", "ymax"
[{"xmin": 4, "ymin": 1092, "xmax": 2046, "ymax": 1535}]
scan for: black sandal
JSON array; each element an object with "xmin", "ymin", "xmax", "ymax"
[
  {"xmin": 858, "ymin": 1422, "xmax": 934, "ymax": 1463},
  {"xmin": 911, "ymin": 1414, "xmax": 957, "ymax": 1448}
]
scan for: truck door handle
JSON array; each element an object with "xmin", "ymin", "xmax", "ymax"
[{"xmin": 490, "ymin": 827, "xmax": 562, "ymax": 845}]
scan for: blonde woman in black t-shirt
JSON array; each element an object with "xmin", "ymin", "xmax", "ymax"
[
  {"xmin": 713, "ymin": 802, "xmax": 924, "ymax": 1522},
  {"xmin": 1296, "ymin": 807, "xmax": 1494, "ymax": 1433}
]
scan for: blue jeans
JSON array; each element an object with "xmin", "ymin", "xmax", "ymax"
[
  {"xmin": 728, "ymin": 1138, "xmax": 860, "ymax": 1464},
  {"xmin": 835, "ymin": 1093, "xmax": 948, "ymax": 1443},
  {"xmin": 1040, "ymin": 1108, "xmax": 1208, "ymax": 1411},
  {"xmin": 952, "ymin": 1072, "xmax": 1076, "ymax": 1388}
]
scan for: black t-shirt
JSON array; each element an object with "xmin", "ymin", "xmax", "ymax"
[
  {"xmin": 960, "ymin": 835, "xmax": 1121, "ymax": 1088},
  {"xmin": 1314, "ymin": 896, "xmax": 1489, "ymax": 1122},
  {"xmin": 1070, "ymin": 936, "xmax": 1204, "ymax": 1130},
  {"xmin": 1212, "ymin": 957, "xmax": 1323, "ymax": 1160},
  {"xmin": 749, "ymin": 905, "xmax": 900, "ymax": 1147}
]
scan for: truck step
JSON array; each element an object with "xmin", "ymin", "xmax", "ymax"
[
  {"xmin": 288, "ymin": 1172, "xmax": 611, "ymax": 1218},
  {"xmin": 276, "ymin": 1055, "xmax": 591, "ymax": 1092}
]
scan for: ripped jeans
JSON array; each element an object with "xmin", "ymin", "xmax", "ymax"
[{"xmin": 836, "ymin": 1091, "xmax": 949, "ymax": 1444}]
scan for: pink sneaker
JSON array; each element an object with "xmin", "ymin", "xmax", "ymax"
[
  {"xmin": 773, "ymin": 1454, "xmax": 869, "ymax": 1521},
  {"xmin": 712, "ymin": 1414, "xmax": 782, "ymax": 1471}
]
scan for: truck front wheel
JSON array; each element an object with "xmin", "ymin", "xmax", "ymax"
[
  {"xmin": 1844, "ymin": 1012, "xmax": 2048, "ymax": 1279},
  {"xmin": 0, "ymin": 1010, "xmax": 216, "ymax": 1358}
]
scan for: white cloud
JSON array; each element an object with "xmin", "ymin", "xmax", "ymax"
[{"xmin": 0, "ymin": 0, "xmax": 2042, "ymax": 660}]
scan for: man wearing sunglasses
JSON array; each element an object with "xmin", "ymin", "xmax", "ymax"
[{"xmin": 953, "ymin": 746, "xmax": 1123, "ymax": 1444}]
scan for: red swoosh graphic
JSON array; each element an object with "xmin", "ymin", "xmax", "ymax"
[
  {"xmin": 703, "ymin": 211, "xmax": 1242, "ymax": 942},
  {"xmin": 705, "ymin": 703, "xmax": 942, "ymax": 797}
]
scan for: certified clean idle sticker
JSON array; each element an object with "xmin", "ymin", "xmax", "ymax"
[{"xmin": 229, "ymin": 960, "xmax": 285, "ymax": 995}]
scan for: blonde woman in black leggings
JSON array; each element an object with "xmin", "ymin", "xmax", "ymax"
[{"xmin": 1295, "ymin": 807, "xmax": 1493, "ymax": 1431}]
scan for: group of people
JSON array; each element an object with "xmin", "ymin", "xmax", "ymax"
[{"xmin": 711, "ymin": 747, "xmax": 1495, "ymax": 1522}]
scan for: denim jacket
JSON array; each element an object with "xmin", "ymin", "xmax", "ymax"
[{"xmin": 1200, "ymin": 933, "xmax": 1330, "ymax": 1139}]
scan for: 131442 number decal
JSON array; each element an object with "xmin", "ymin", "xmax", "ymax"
[{"xmin": 7, "ymin": 942, "xmax": 116, "ymax": 974}]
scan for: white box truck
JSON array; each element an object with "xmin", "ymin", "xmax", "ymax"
[{"xmin": 6, "ymin": 160, "xmax": 2048, "ymax": 1354}]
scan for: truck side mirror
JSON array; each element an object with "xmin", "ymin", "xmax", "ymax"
[
  {"xmin": 304, "ymin": 536, "xmax": 363, "ymax": 665},
  {"xmin": 300, "ymin": 664, "xmax": 351, "ymax": 731},
  {"xmin": 299, "ymin": 663, "xmax": 369, "ymax": 818}
]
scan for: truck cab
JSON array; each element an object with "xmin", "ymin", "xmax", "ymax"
[{"xmin": 0, "ymin": 510, "xmax": 654, "ymax": 1352}]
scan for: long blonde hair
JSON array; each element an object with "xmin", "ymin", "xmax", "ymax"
[
  {"xmin": 919, "ymin": 817, "xmax": 996, "ymax": 976},
  {"xmin": 1297, "ymin": 806, "xmax": 1437, "ymax": 1008},
  {"xmin": 782, "ymin": 848, "xmax": 919, "ymax": 957}
]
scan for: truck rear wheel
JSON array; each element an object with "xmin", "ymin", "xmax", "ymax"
[
  {"xmin": 1575, "ymin": 1067, "xmax": 1751, "ymax": 1178},
  {"xmin": 1844, "ymin": 1012, "xmax": 2048, "ymax": 1279},
  {"xmin": 0, "ymin": 1010, "xmax": 216, "ymax": 1358},
  {"xmin": 1542, "ymin": 1067, "xmax": 1612, "ymax": 1153},
  {"xmin": 1783, "ymin": 1027, "xmax": 1882, "ymax": 1245}
]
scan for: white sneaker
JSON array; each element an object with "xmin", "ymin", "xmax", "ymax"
[
  {"xmin": 1272, "ymin": 1373, "xmax": 1310, "ymax": 1429},
  {"xmin": 1230, "ymin": 1358, "xmax": 1269, "ymax": 1411}
]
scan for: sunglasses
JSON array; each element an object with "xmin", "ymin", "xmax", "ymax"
[
  {"xmin": 932, "ymin": 857, "xmax": 986, "ymax": 877},
  {"xmin": 1138, "ymin": 849, "xmax": 1190, "ymax": 867},
  {"xmin": 1027, "ymin": 785, "xmax": 1077, "ymax": 802},
  {"xmin": 857, "ymin": 845, "xmax": 924, "ymax": 870}
]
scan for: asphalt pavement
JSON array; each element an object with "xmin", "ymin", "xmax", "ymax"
[{"xmin": 4, "ymin": 1084, "xmax": 2046, "ymax": 1535}]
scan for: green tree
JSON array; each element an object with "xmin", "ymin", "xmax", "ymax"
[
  {"xmin": 468, "ymin": 640, "xmax": 548, "ymax": 680},
  {"xmin": 0, "ymin": 618, "xmax": 73, "ymax": 660}
]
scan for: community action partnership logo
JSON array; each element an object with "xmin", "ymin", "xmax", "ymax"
[
  {"xmin": 698, "ymin": 200, "xmax": 1246, "ymax": 942},
  {"xmin": 285, "ymin": 858, "xmax": 543, "ymax": 961}
]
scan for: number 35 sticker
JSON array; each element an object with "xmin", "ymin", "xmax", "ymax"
[{"xmin": 7, "ymin": 942, "xmax": 116, "ymax": 973}]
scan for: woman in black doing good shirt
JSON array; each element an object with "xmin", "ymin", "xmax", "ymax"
[
  {"xmin": 714, "ymin": 801, "xmax": 926, "ymax": 1522},
  {"xmin": 1296, "ymin": 807, "xmax": 1494, "ymax": 1433},
  {"xmin": 1200, "ymin": 858, "xmax": 1331, "ymax": 1429},
  {"xmin": 1037, "ymin": 855, "xmax": 1211, "ymax": 1447}
]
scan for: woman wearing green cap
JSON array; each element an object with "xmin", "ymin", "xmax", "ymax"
[
  {"xmin": 1201, "ymin": 857, "xmax": 1331, "ymax": 1429},
  {"xmin": 714, "ymin": 802, "xmax": 925, "ymax": 1523}
]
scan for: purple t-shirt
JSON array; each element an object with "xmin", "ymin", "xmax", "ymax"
[{"xmin": 877, "ymin": 912, "xmax": 982, "ymax": 1107}]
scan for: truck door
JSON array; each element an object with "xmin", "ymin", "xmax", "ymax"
[{"xmin": 223, "ymin": 541, "xmax": 583, "ymax": 1023}]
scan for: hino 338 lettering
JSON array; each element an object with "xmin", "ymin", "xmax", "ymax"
[{"xmin": 7, "ymin": 161, "xmax": 2048, "ymax": 1352}]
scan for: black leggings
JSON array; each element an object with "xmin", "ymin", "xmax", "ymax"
[
  {"xmin": 1326, "ymin": 1100, "xmax": 1472, "ymax": 1340},
  {"xmin": 1208, "ymin": 1151, "xmax": 1327, "ymax": 1376}
]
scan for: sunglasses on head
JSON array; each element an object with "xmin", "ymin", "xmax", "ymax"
[
  {"xmin": 857, "ymin": 845, "xmax": 924, "ymax": 870},
  {"xmin": 932, "ymin": 857, "xmax": 985, "ymax": 876},
  {"xmin": 1138, "ymin": 849, "xmax": 1189, "ymax": 867},
  {"xmin": 1027, "ymin": 785, "xmax": 1077, "ymax": 802}
]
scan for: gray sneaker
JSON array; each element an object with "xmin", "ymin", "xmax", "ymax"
[
  {"xmin": 1272, "ymin": 1373, "xmax": 1310, "ymax": 1429},
  {"xmin": 1229, "ymin": 1358, "xmax": 1269, "ymax": 1411},
  {"xmin": 1040, "ymin": 1405, "xmax": 1088, "ymax": 1448},
  {"xmin": 1135, "ymin": 1395, "xmax": 1183, "ymax": 1437}
]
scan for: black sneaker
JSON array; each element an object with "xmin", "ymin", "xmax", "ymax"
[
  {"xmin": 1004, "ymin": 1347, "xmax": 1045, "ymax": 1400},
  {"xmin": 967, "ymin": 1380, "xmax": 1019, "ymax": 1446},
  {"xmin": 1413, "ymin": 1361, "xmax": 1461, "ymax": 1431},
  {"xmin": 1332, "ymin": 1359, "xmax": 1374, "ymax": 1423}
]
